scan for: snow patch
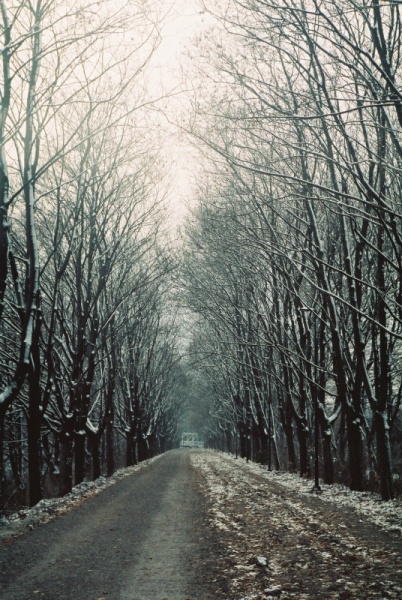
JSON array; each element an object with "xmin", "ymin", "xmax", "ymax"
[{"xmin": 191, "ymin": 450, "xmax": 402, "ymax": 600}]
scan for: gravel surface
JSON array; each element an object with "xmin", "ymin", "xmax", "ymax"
[{"xmin": 0, "ymin": 450, "xmax": 226, "ymax": 600}]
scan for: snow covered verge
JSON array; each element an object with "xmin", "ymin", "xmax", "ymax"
[
  {"xmin": 217, "ymin": 452, "xmax": 402, "ymax": 537},
  {"xmin": 0, "ymin": 454, "xmax": 164, "ymax": 541},
  {"xmin": 191, "ymin": 450, "xmax": 402, "ymax": 600}
]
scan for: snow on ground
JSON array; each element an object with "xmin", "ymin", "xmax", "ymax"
[
  {"xmin": 3, "ymin": 449, "xmax": 402, "ymax": 599},
  {"xmin": 0, "ymin": 454, "xmax": 164, "ymax": 541},
  {"xmin": 219, "ymin": 453, "xmax": 402, "ymax": 536},
  {"xmin": 191, "ymin": 450, "xmax": 402, "ymax": 600}
]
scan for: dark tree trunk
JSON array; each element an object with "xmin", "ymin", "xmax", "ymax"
[
  {"xmin": 42, "ymin": 433, "xmax": 58, "ymax": 492},
  {"xmin": 268, "ymin": 402, "xmax": 281, "ymax": 470},
  {"xmin": 238, "ymin": 422, "xmax": 247, "ymax": 458},
  {"xmin": 74, "ymin": 431, "xmax": 86, "ymax": 486},
  {"xmin": 0, "ymin": 417, "xmax": 5, "ymax": 515},
  {"xmin": 59, "ymin": 433, "xmax": 73, "ymax": 497},
  {"xmin": 317, "ymin": 314, "xmax": 333, "ymax": 485},
  {"xmin": 126, "ymin": 431, "xmax": 134, "ymax": 467},
  {"xmin": 8, "ymin": 415, "xmax": 24, "ymax": 491},
  {"xmin": 28, "ymin": 337, "xmax": 43, "ymax": 507},
  {"xmin": 8, "ymin": 440, "xmax": 24, "ymax": 490},
  {"xmin": 346, "ymin": 411, "xmax": 365, "ymax": 491},
  {"xmin": 106, "ymin": 411, "xmax": 114, "ymax": 477},
  {"xmin": 338, "ymin": 410, "xmax": 347, "ymax": 467},
  {"xmin": 272, "ymin": 434, "xmax": 281, "ymax": 471},
  {"xmin": 27, "ymin": 404, "xmax": 42, "ymax": 506},
  {"xmin": 321, "ymin": 425, "xmax": 334, "ymax": 485},
  {"xmin": 147, "ymin": 433, "xmax": 156, "ymax": 458},
  {"xmin": 297, "ymin": 419, "xmax": 310, "ymax": 478},
  {"xmin": 90, "ymin": 433, "xmax": 101, "ymax": 481},
  {"xmin": 138, "ymin": 435, "xmax": 148, "ymax": 463},
  {"xmin": 284, "ymin": 421, "xmax": 296, "ymax": 472},
  {"xmin": 255, "ymin": 409, "xmax": 268, "ymax": 465},
  {"xmin": 252, "ymin": 423, "xmax": 261, "ymax": 464},
  {"xmin": 260, "ymin": 429, "xmax": 268, "ymax": 466},
  {"xmin": 374, "ymin": 410, "xmax": 394, "ymax": 500}
]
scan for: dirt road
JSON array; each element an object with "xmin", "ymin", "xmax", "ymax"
[
  {"xmin": 0, "ymin": 451, "xmax": 225, "ymax": 600},
  {"xmin": 2, "ymin": 450, "xmax": 402, "ymax": 599}
]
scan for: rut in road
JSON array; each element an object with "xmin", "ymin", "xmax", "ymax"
[{"xmin": 0, "ymin": 451, "xmax": 225, "ymax": 600}]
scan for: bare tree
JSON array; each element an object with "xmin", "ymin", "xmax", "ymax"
[{"xmin": 182, "ymin": 0, "xmax": 402, "ymax": 498}]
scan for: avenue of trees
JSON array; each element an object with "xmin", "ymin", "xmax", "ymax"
[
  {"xmin": 182, "ymin": 0, "xmax": 402, "ymax": 500},
  {"xmin": 0, "ymin": 0, "xmax": 183, "ymax": 514}
]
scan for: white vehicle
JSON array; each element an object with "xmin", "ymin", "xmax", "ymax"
[{"xmin": 180, "ymin": 432, "xmax": 204, "ymax": 448}]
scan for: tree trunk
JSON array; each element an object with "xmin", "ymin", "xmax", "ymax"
[
  {"xmin": 284, "ymin": 421, "xmax": 296, "ymax": 472},
  {"xmin": 27, "ymin": 402, "xmax": 42, "ymax": 506},
  {"xmin": 346, "ymin": 411, "xmax": 365, "ymax": 491},
  {"xmin": 374, "ymin": 410, "xmax": 394, "ymax": 500},
  {"xmin": 74, "ymin": 431, "xmax": 86, "ymax": 485},
  {"xmin": 272, "ymin": 433, "xmax": 281, "ymax": 471},
  {"xmin": 28, "ymin": 338, "xmax": 43, "ymax": 507},
  {"xmin": 297, "ymin": 419, "xmax": 310, "ymax": 478},
  {"xmin": 138, "ymin": 435, "xmax": 148, "ymax": 463},
  {"xmin": 126, "ymin": 431, "xmax": 134, "ymax": 467},
  {"xmin": 320, "ymin": 423, "xmax": 334, "ymax": 485},
  {"xmin": 106, "ymin": 412, "xmax": 114, "ymax": 477},
  {"xmin": 238, "ymin": 422, "xmax": 247, "ymax": 458},
  {"xmin": 8, "ymin": 414, "xmax": 24, "ymax": 491},
  {"xmin": 0, "ymin": 416, "xmax": 5, "ymax": 515},
  {"xmin": 42, "ymin": 433, "xmax": 58, "ymax": 492},
  {"xmin": 59, "ymin": 433, "xmax": 73, "ymax": 497},
  {"xmin": 90, "ymin": 433, "xmax": 101, "ymax": 481},
  {"xmin": 8, "ymin": 440, "xmax": 24, "ymax": 491}
]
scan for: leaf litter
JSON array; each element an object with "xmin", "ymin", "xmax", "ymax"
[
  {"xmin": 2, "ymin": 449, "xmax": 402, "ymax": 598},
  {"xmin": 191, "ymin": 450, "xmax": 402, "ymax": 600}
]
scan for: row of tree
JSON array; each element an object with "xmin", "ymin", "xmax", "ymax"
[
  {"xmin": 182, "ymin": 0, "xmax": 402, "ymax": 500},
  {"xmin": 0, "ymin": 0, "xmax": 183, "ymax": 514}
]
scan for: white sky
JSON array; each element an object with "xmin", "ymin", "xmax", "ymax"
[{"xmin": 147, "ymin": 0, "xmax": 209, "ymax": 226}]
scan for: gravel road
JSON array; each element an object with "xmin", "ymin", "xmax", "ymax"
[{"xmin": 0, "ymin": 450, "xmax": 226, "ymax": 600}]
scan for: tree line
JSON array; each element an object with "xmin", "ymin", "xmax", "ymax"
[
  {"xmin": 0, "ymin": 0, "xmax": 183, "ymax": 514},
  {"xmin": 182, "ymin": 0, "xmax": 402, "ymax": 500}
]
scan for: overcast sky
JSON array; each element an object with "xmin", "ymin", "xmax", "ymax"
[{"xmin": 148, "ymin": 0, "xmax": 208, "ymax": 226}]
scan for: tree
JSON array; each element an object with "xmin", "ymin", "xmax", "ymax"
[
  {"xmin": 182, "ymin": 0, "xmax": 402, "ymax": 498},
  {"xmin": 0, "ymin": 0, "xmax": 173, "ymax": 511}
]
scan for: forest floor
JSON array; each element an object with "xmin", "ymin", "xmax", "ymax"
[{"xmin": 1, "ymin": 449, "xmax": 402, "ymax": 599}]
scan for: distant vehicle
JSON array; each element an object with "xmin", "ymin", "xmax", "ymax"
[{"xmin": 180, "ymin": 432, "xmax": 204, "ymax": 448}]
